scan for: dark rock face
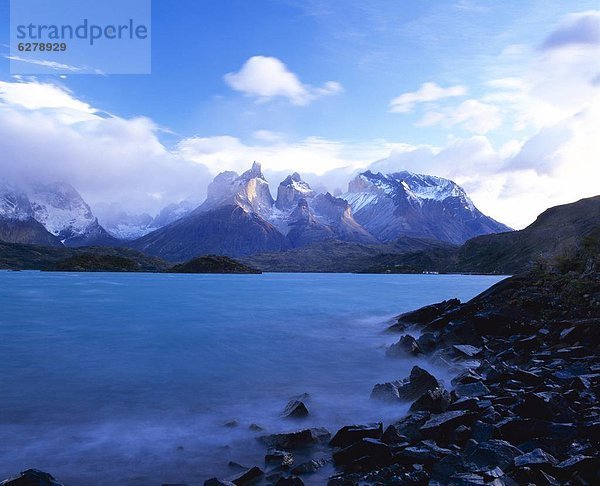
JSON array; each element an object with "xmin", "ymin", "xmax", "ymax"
[
  {"xmin": 386, "ymin": 335, "xmax": 422, "ymax": 357},
  {"xmin": 330, "ymin": 423, "xmax": 383, "ymax": 448},
  {"xmin": 265, "ymin": 449, "xmax": 294, "ymax": 468},
  {"xmin": 371, "ymin": 366, "xmax": 439, "ymax": 403},
  {"xmin": 311, "ymin": 193, "xmax": 378, "ymax": 245},
  {"xmin": 275, "ymin": 173, "xmax": 315, "ymax": 211},
  {"xmin": 204, "ymin": 479, "xmax": 235, "ymax": 486},
  {"xmin": 258, "ymin": 428, "xmax": 331, "ymax": 450},
  {"xmin": 134, "ymin": 205, "xmax": 289, "ymax": 261},
  {"xmin": 0, "ymin": 469, "xmax": 64, "ymax": 486},
  {"xmin": 332, "ymin": 438, "xmax": 392, "ymax": 468},
  {"xmin": 409, "ymin": 387, "xmax": 452, "ymax": 413},
  {"xmin": 0, "ymin": 218, "xmax": 64, "ymax": 247},
  {"xmin": 282, "ymin": 400, "xmax": 309, "ymax": 419},
  {"xmin": 274, "ymin": 477, "xmax": 304, "ymax": 486},
  {"xmin": 387, "ymin": 298, "xmax": 461, "ymax": 332},
  {"xmin": 286, "ymin": 199, "xmax": 336, "ymax": 247},
  {"xmin": 228, "ymin": 466, "xmax": 263, "ymax": 485},
  {"xmin": 290, "ymin": 458, "xmax": 327, "ymax": 474},
  {"xmin": 467, "ymin": 440, "xmax": 523, "ymax": 470}
]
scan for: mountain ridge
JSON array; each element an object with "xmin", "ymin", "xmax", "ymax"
[{"xmin": 129, "ymin": 162, "xmax": 508, "ymax": 261}]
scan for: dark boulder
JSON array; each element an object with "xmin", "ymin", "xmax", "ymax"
[
  {"xmin": 282, "ymin": 400, "xmax": 309, "ymax": 419},
  {"xmin": 514, "ymin": 393, "xmax": 553, "ymax": 421},
  {"xmin": 0, "ymin": 470, "xmax": 64, "ymax": 486},
  {"xmin": 332, "ymin": 438, "xmax": 392, "ymax": 468},
  {"xmin": 512, "ymin": 467, "xmax": 560, "ymax": 485},
  {"xmin": 420, "ymin": 410, "xmax": 477, "ymax": 439},
  {"xmin": 394, "ymin": 441, "xmax": 455, "ymax": 465},
  {"xmin": 448, "ymin": 397, "xmax": 481, "ymax": 412},
  {"xmin": 448, "ymin": 472, "xmax": 486, "ymax": 485},
  {"xmin": 229, "ymin": 466, "xmax": 263, "ymax": 485},
  {"xmin": 330, "ymin": 423, "xmax": 383, "ymax": 448},
  {"xmin": 290, "ymin": 458, "xmax": 327, "ymax": 475},
  {"xmin": 275, "ymin": 477, "xmax": 304, "ymax": 486},
  {"xmin": 265, "ymin": 449, "xmax": 294, "ymax": 468},
  {"xmin": 514, "ymin": 448, "xmax": 557, "ymax": 469},
  {"xmin": 416, "ymin": 332, "xmax": 438, "ymax": 354},
  {"xmin": 388, "ymin": 299, "xmax": 461, "ymax": 332},
  {"xmin": 204, "ymin": 479, "xmax": 235, "ymax": 486},
  {"xmin": 452, "ymin": 344, "xmax": 482, "ymax": 357},
  {"xmin": 451, "ymin": 369, "xmax": 482, "ymax": 386},
  {"xmin": 381, "ymin": 424, "xmax": 409, "ymax": 445},
  {"xmin": 387, "ymin": 412, "xmax": 430, "ymax": 442},
  {"xmin": 467, "ymin": 439, "xmax": 522, "ymax": 470},
  {"xmin": 555, "ymin": 455, "xmax": 600, "ymax": 483},
  {"xmin": 410, "ymin": 387, "xmax": 452, "ymax": 413},
  {"xmin": 498, "ymin": 418, "xmax": 577, "ymax": 445},
  {"xmin": 454, "ymin": 382, "xmax": 490, "ymax": 398},
  {"xmin": 386, "ymin": 335, "xmax": 422, "ymax": 357},
  {"xmin": 371, "ymin": 366, "xmax": 439, "ymax": 403},
  {"xmin": 259, "ymin": 428, "xmax": 330, "ymax": 450}
]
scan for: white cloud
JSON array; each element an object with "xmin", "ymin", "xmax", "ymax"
[
  {"xmin": 224, "ymin": 56, "xmax": 343, "ymax": 105},
  {"xmin": 175, "ymin": 135, "xmax": 391, "ymax": 176},
  {"xmin": 252, "ymin": 129, "xmax": 285, "ymax": 142},
  {"xmin": 417, "ymin": 99, "xmax": 502, "ymax": 134},
  {"xmin": 0, "ymin": 80, "xmax": 212, "ymax": 215},
  {"xmin": 450, "ymin": 99, "xmax": 502, "ymax": 133},
  {"xmin": 540, "ymin": 10, "xmax": 600, "ymax": 51},
  {"xmin": 0, "ymin": 80, "xmax": 95, "ymax": 113},
  {"xmin": 389, "ymin": 82, "xmax": 467, "ymax": 113},
  {"xmin": 370, "ymin": 100, "xmax": 600, "ymax": 229}
]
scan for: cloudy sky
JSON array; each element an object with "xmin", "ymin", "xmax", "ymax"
[{"xmin": 0, "ymin": 0, "xmax": 599, "ymax": 228}]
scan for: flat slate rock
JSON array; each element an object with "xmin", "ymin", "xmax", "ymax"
[
  {"xmin": 330, "ymin": 423, "xmax": 383, "ymax": 448},
  {"xmin": 453, "ymin": 344, "xmax": 482, "ymax": 357},
  {"xmin": 420, "ymin": 410, "xmax": 474, "ymax": 432}
]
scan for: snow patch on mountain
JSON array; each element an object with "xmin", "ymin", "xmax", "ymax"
[
  {"xmin": 341, "ymin": 170, "xmax": 510, "ymax": 244},
  {"xmin": 28, "ymin": 182, "xmax": 97, "ymax": 241},
  {"xmin": 0, "ymin": 182, "xmax": 34, "ymax": 221},
  {"xmin": 199, "ymin": 162, "xmax": 274, "ymax": 218}
]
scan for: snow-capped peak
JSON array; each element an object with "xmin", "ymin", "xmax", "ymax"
[
  {"xmin": 0, "ymin": 182, "xmax": 34, "ymax": 221},
  {"xmin": 346, "ymin": 170, "xmax": 474, "ymax": 209},
  {"xmin": 275, "ymin": 172, "xmax": 315, "ymax": 210},
  {"xmin": 28, "ymin": 181, "xmax": 97, "ymax": 239},
  {"xmin": 200, "ymin": 162, "xmax": 274, "ymax": 217}
]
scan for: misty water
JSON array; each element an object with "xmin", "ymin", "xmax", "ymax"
[{"xmin": 0, "ymin": 272, "xmax": 506, "ymax": 485}]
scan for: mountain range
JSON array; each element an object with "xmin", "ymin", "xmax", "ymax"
[
  {"xmin": 0, "ymin": 162, "xmax": 511, "ymax": 261},
  {"xmin": 130, "ymin": 162, "xmax": 509, "ymax": 260},
  {"xmin": 0, "ymin": 188, "xmax": 597, "ymax": 275},
  {"xmin": 0, "ymin": 181, "xmax": 116, "ymax": 247}
]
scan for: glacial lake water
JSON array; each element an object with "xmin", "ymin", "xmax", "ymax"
[{"xmin": 0, "ymin": 272, "xmax": 506, "ymax": 485}]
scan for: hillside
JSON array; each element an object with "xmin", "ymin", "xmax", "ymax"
[
  {"xmin": 0, "ymin": 242, "xmax": 169, "ymax": 272},
  {"xmin": 457, "ymin": 195, "xmax": 600, "ymax": 274},
  {"xmin": 169, "ymin": 255, "xmax": 261, "ymax": 274},
  {"xmin": 360, "ymin": 195, "xmax": 600, "ymax": 275},
  {"xmin": 242, "ymin": 237, "xmax": 456, "ymax": 273}
]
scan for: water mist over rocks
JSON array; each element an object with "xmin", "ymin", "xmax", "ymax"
[{"xmin": 0, "ymin": 272, "xmax": 502, "ymax": 485}]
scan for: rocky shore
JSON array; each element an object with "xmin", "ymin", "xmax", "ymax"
[
  {"xmin": 199, "ymin": 246, "xmax": 599, "ymax": 485},
  {"xmin": 2, "ymin": 245, "xmax": 598, "ymax": 485}
]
